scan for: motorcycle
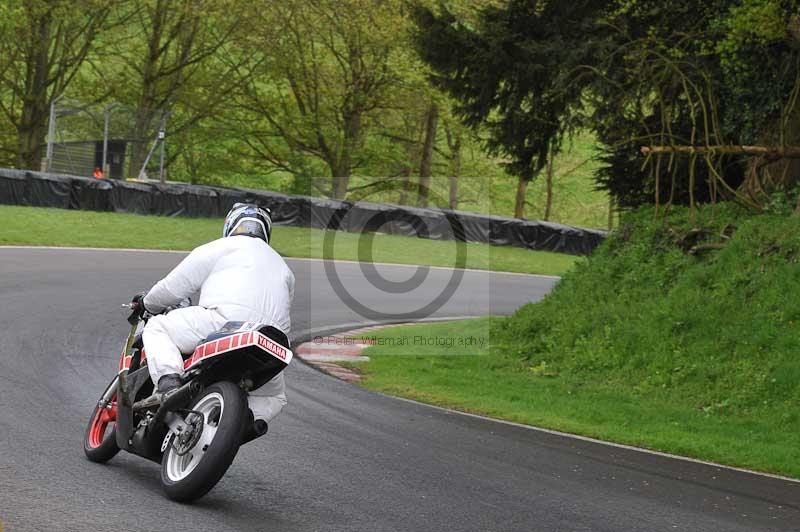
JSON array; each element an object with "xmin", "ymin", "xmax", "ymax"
[{"xmin": 83, "ymin": 303, "xmax": 293, "ymax": 502}]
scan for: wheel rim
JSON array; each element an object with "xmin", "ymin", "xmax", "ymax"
[
  {"xmin": 164, "ymin": 392, "xmax": 224, "ymax": 482},
  {"xmin": 88, "ymin": 395, "xmax": 117, "ymax": 449}
]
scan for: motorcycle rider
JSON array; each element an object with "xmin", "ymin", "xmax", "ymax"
[{"xmin": 130, "ymin": 203, "xmax": 294, "ymax": 428}]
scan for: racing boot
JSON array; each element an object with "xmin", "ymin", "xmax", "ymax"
[
  {"xmin": 157, "ymin": 373, "xmax": 182, "ymax": 394},
  {"xmin": 133, "ymin": 373, "xmax": 183, "ymax": 410}
]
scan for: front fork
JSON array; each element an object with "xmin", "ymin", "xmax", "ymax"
[
  {"xmin": 117, "ymin": 320, "xmax": 140, "ymax": 408},
  {"xmin": 98, "ymin": 375, "xmax": 119, "ymax": 408}
]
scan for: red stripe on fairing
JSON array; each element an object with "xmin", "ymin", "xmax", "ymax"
[
  {"xmin": 183, "ymin": 331, "xmax": 293, "ymax": 371},
  {"xmin": 205, "ymin": 340, "xmax": 218, "ymax": 357},
  {"xmin": 242, "ymin": 332, "xmax": 251, "ymax": 346}
]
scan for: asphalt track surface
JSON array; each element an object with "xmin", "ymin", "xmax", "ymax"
[{"xmin": 0, "ymin": 247, "xmax": 798, "ymax": 532}]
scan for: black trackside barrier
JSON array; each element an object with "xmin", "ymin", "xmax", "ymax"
[
  {"xmin": 72, "ymin": 177, "xmax": 114, "ymax": 211},
  {"xmin": 0, "ymin": 168, "xmax": 606, "ymax": 255},
  {"xmin": 110, "ymin": 179, "xmax": 153, "ymax": 214},
  {"xmin": 27, "ymin": 172, "xmax": 72, "ymax": 209},
  {"xmin": 0, "ymin": 169, "xmax": 26, "ymax": 205}
]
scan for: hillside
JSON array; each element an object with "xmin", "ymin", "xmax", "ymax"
[
  {"xmin": 494, "ymin": 203, "xmax": 800, "ymax": 473},
  {"xmin": 354, "ymin": 203, "xmax": 800, "ymax": 476}
]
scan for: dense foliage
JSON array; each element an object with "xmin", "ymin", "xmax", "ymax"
[
  {"xmin": 413, "ymin": 0, "xmax": 800, "ymax": 210},
  {"xmin": 0, "ymin": 0, "xmax": 616, "ymax": 225},
  {"xmin": 0, "ymin": 1, "xmax": 506, "ymax": 206}
]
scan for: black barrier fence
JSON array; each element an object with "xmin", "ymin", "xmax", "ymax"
[{"xmin": 0, "ymin": 169, "xmax": 606, "ymax": 255}]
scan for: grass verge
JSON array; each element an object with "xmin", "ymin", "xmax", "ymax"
[
  {"xmin": 0, "ymin": 205, "xmax": 578, "ymax": 276},
  {"xmin": 348, "ymin": 205, "xmax": 800, "ymax": 478}
]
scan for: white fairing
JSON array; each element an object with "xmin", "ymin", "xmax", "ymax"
[{"xmin": 144, "ymin": 235, "xmax": 294, "ymax": 333}]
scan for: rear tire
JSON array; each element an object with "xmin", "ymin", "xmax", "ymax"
[
  {"xmin": 160, "ymin": 381, "xmax": 247, "ymax": 502},
  {"xmin": 83, "ymin": 378, "xmax": 120, "ymax": 463}
]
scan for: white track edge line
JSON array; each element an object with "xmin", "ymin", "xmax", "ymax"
[
  {"xmin": 296, "ymin": 319, "xmax": 800, "ymax": 486},
  {"xmin": 0, "ymin": 246, "xmax": 561, "ymax": 279},
  {"xmin": 387, "ymin": 395, "xmax": 800, "ymax": 485},
  {"xmin": 290, "ymin": 316, "xmax": 477, "ymax": 343},
  {"xmin": 286, "ymin": 256, "xmax": 561, "ymax": 279},
  {"xmin": 0, "ymin": 244, "xmax": 188, "ymax": 254}
]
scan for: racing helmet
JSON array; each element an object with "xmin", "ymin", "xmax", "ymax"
[{"xmin": 223, "ymin": 203, "xmax": 272, "ymax": 243}]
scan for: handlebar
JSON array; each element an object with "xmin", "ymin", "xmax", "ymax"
[
  {"xmin": 122, "ymin": 296, "xmax": 192, "ymax": 325},
  {"xmin": 123, "ymin": 304, "xmax": 140, "ymax": 325},
  {"xmin": 121, "ymin": 303, "xmax": 145, "ymax": 325}
]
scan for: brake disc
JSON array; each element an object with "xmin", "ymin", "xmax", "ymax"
[{"xmin": 173, "ymin": 412, "xmax": 204, "ymax": 456}]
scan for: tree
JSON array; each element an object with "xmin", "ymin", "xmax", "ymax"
[
  {"xmin": 103, "ymin": 0, "xmax": 245, "ymax": 178},
  {"xmin": 543, "ymin": 141, "xmax": 554, "ymax": 221},
  {"xmin": 442, "ymin": 116, "xmax": 464, "ymax": 210},
  {"xmin": 0, "ymin": 0, "xmax": 112, "ymax": 169},
  {"xmin": 233, "ymin": 0, "xmax": 407, "ymax": 199},
  {"xmin": 411, "ymin": 1, "xmax": 600, "ymax": 217},
  {"xmin": 414, "ymin": 0, "xmax": 800, "ymax": 212},
  {"xmin": 417, "ymin": 101, "xmax": 438, "ymax": 207}
]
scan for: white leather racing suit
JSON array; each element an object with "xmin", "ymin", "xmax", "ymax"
[{"xmin": 142, "ymin": 234, "xmax": 295, "ymax": 423}]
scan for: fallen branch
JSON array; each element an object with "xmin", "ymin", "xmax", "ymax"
[{"xmin": 641, "ymin": 145, "xmax": 800, "ymax": 159}]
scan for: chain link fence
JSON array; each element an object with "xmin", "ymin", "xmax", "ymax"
[{"xmin": 44, "ymin": 97, "xmax": 168, "ymax": 180}]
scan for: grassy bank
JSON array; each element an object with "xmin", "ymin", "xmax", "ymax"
[
  {"xmin": 0, "ymin": 205, "xmax": 578, "ymax": 276},
  {"xmin": 349, "ymin": 205, "xmax": 800, "ymax": 478}
]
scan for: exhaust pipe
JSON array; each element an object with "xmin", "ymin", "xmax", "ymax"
[
  {"xmin": 151, "ymin": 381, "xmax": 202, "ymax": 426},
  {"xmin": 240, "ymin": 408, "xmax": 269, "ymax": 445},
  {"xmin": 241, "ymin": 419, "xmax": 268, "ymax": 445}
]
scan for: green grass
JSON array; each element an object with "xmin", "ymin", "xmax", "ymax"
[
  {"xmin": 347, "ymin": 206, "xmax": 800, "ymax": 478},
  {"xmin": 0, "ymin": 205, "xmax": 578, "ymax": 276}
]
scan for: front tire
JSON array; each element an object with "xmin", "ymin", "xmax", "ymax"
[
  {"xmin": 160, "ymin": 381, "xmax": 247, "ymax": 502},
  {"xmin": 84, "ymin": 377, "xmax": 120, "ymax": 463}
]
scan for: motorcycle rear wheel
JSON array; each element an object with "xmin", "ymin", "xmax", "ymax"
[{"xmin": 160, "ymin": 381, "xmax": 247, "ymax": 502}]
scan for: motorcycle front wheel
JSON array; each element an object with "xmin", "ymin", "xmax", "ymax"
[
  {"xmin": 83, "ymin": 376, "xmax": 120, "ymax": 463},
  {"xmin": 160, "ymin": 380, "xmax": 247, "ymax": 502}
]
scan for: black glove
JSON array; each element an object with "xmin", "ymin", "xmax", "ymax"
[{"xmin": 128, "ymin": 292, "xmax": 148, "ymax": 323}]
